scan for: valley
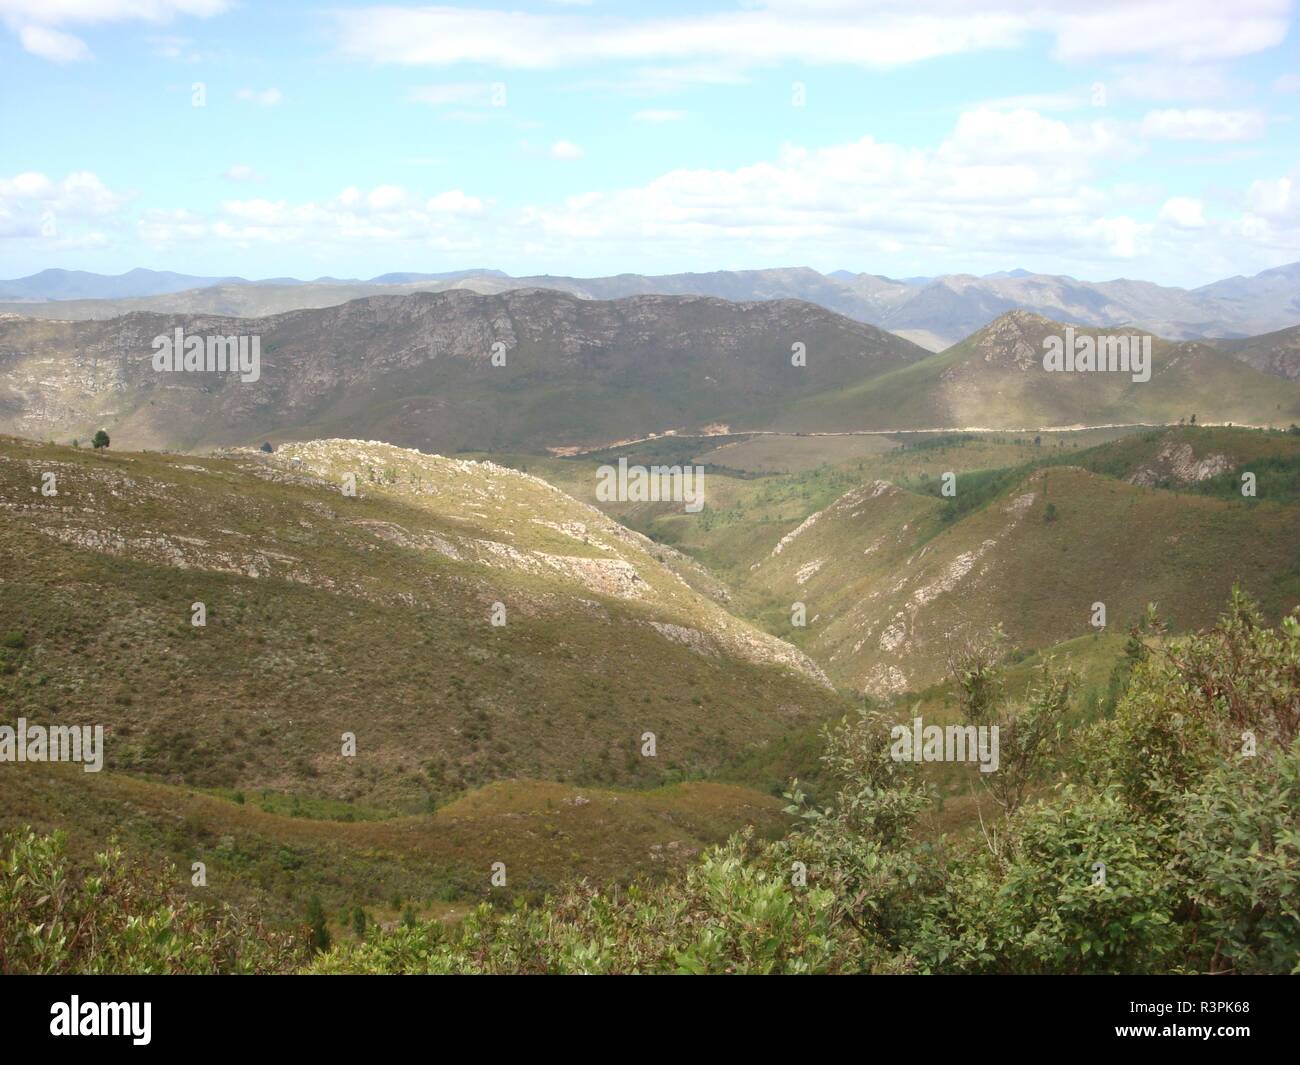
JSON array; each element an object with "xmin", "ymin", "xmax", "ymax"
[{"xmin": 2, "ymin": 287, "xmax": 1297, "ymax": 967}]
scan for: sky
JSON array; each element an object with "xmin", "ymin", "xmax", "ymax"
[{"xmin": 1, "ymin": 0, "xmax": 1298, "ymax": 286}]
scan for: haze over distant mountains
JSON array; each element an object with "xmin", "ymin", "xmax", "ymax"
[
  {"xmin": 3, "ymin": 290, "xmax": 1298, "ymax": 455},
  {"xmin": 5, "ymin": 262, "xmax": 1300, "ymax": 351}
]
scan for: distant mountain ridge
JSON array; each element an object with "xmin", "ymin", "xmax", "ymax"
[
  {"xmin": 3, "ymin": 291, "xmax": 1298, "ymax": 457},
  {"xmin": 0, "ymin": 288, "xmax": 930, "ymax": 452},
  {"xmin": 5, "ymin": 262, "xmax": 1300, "ymax": 350}
]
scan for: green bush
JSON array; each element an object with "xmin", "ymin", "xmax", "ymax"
[{"xmin": 0, "ymin": 830, "xmax": 303, "ymax": 974}]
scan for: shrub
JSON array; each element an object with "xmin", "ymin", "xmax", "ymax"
[{"xmin": 0, "ymin": 829, "xmax": 303, "ymax": 974}]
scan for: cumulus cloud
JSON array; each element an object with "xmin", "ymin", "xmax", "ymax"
[
  {"xmin": 511, "ymin": 108, "xmax": 1142, "ymax": 267},
  {"xmin": 1158, "ymin": 197, "xmax": 1206, "ymax": 228},
  {"xmin": 139, "ymin": 183, "xmax": 489, "ymax": 251},
  {"xmin": 549, "ymin": 140, "xmax": 585, "ymax": 160},
  {"xmin": 0, "ymin": 169, "xmax": 129, "ymax": 247}
]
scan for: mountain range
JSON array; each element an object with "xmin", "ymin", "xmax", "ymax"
[
  {"xmin": 3, "ymin": 292, "xmax": 1298, "ymax": 455},
  {"xmin": 5, "ymin": 262, "xmax": 1300, "ymax": 351}
]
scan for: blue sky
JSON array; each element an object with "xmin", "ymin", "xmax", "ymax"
[{"xmin": 1, "ymin": 0, "xmax": 1298, "ymax": 286}]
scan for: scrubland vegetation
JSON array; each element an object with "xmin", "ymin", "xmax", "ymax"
[{"xmin": 5, "ymin": 591, "xmax": 1294, "ymax": 975}]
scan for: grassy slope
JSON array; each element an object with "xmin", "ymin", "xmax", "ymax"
[
  {"xmin": 0, "ymin": 436, "xmax": 847, "ymax": 811},
  {"xmin": 517, "ymin": 427, "xmax": 1299, "ymax": 698},
  {"xmin": 747, "ymin": 448, "xmax": 1300, "ymax": 694},
  {"xmin": 0, "ymin": 762, "xmax": 788, "ymax": 927},
  {"xmin": 776, "ymin": 316, "xmax": 1300, "ymax": 431}
]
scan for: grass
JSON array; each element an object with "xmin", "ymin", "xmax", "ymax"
[
  {"xmin": 0, "ymin": 435, "xmax": 846, "ymax": 810},
  {"xmin": 0, "ymin": 762, "xmax": 791, "ymax": 925}
]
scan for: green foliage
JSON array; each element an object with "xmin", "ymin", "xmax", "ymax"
[
  {"xmin": 305, "ymin": 894, "xmax": 331, "ymax": 953},
  {"xmin": 0, "ymin": 829, "xmax": 302, "ymax": 974},
  {"xmin": 91, "ymin": 429, "xmax": 109, "ymax": 450},
  {"xmin": 6, "ymin": 590, "xmax": 1295, "ymax": 975},
  {"xmin": 308, "ymin": 591, "xmax": 1296, "ymax": 975}
]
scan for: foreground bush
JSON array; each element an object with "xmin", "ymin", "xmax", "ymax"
[
  {"xmin": 312, "ymin": 591, "xmax": 1297, "ymax": 975},
  {"xmin": 0, "ymin": 830, "xmax": 303, "ymax": 974}
]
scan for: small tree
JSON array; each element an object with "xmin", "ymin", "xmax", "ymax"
[
  {"xmin": 306, "ymin": 894, "xmax": 331, "ymax": 953},
  {"xmin": 92, "ymin": 429, "xmax": 110, "ymax": 450},
  {"xmin": 260, "ymin": 441, "xmax": 274, "ymax": 453},
  {"xmin": 351, "ymin": 904, "xmax": 367, "ymax": 938}
]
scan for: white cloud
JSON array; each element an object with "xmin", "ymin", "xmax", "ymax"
[
  {"xmin": 367, "ymin": 184, "xmax": 407, "ymax": 210},
  {"xmin": 332, "ymin": 4, "xmax": 1024, "ymax": 70},
  {"xmin": 426, "ymin": 189, "xmax": 484, "ymax": 214},
  {"xmin": 549, "ymin": 140, "xmax": 585, "ymax": 160},
  {"xmin": 139, "ymin": 183, "xmax": 490, "ymax": 251},
  {"xmin": 1050, "ymin": 1, "xmax": 1287, "ymax": 62},
  {"xmin": 514, "ymin": 109, "xmax": 1141, "ymax": 266},
  {"xmin": 1245, "ymin": 177, "xmax": 1295, "ymax": 220},
  {"xmin": 1140, "ymin": 108, "xmax": 1266, "ymax": 141},
  {"xmin": 17, "ymin": 24, "xmax": 89, "ymax": 62},
  {"xmin": 0, "ymin": 0, "xmax": 229, "ymax": 62},
  {"xmin": 236, "ymin": 87, "xmax": 283, "ymax": 107},
  {"xmin": 0, "ymin": 169, "xmax": 128, "ymax": 244},
  {"xmin": 332, "ymin": 0, "xmax": 1287, "ymax": 72},
  {"xmin": 1274, "ymin": 73, "xmax": 1300, "ymax": 93},
  {"xmin": 1158, "ymin": 197, "xmax": 1206, "ymax": 228}
]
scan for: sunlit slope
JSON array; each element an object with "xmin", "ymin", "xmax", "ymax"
[
  {"xmin": 748, "ymin": 463, "xmax": 1300, "ymax": 694},
  {"xmin": 0, "ymin": 436, "xmax": 844, "ymax": 806},
  {"xmin": 778, "ymin": 311, "xmax": 1300, "ymax": 431}
]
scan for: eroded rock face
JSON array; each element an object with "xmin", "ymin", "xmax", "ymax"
[{"xmin": 1128, "ymin": 441, "xmax": 1234, "ymax": 486}]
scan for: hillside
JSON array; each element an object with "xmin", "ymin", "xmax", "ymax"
[
  {"xmin": 0, "ymin": 290, "xmax": 929, "ymax": 452},
  {"xmin": 743, "ymin": 435, "xmax": 1300, "ymax": 694},
  {"xmin": 781, "ymin": 311, "xmax": 1300, "ymax": 432},
  {"xmin": 1211, "ymin": 323, "xmax": 1300, "ymax": 381},
  {"xmin": 1, "ymin": 763, "xmax": 788, "ymax": 925},
  {"xmin": 0, "ymin": 435, "xmax": 845, "ymax": 808}
]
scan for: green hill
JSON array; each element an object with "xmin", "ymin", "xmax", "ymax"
[
  {"xmin": 0, "ymin": 435, "xmax": 846, "ymax": 808},
  {"xmin": 745, "ymin": 446, "xmax": 1300, "ymax": 694},
  {"xmin": 780, "ymin": 311, "xmax": 1300, "ymax": 432}
]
